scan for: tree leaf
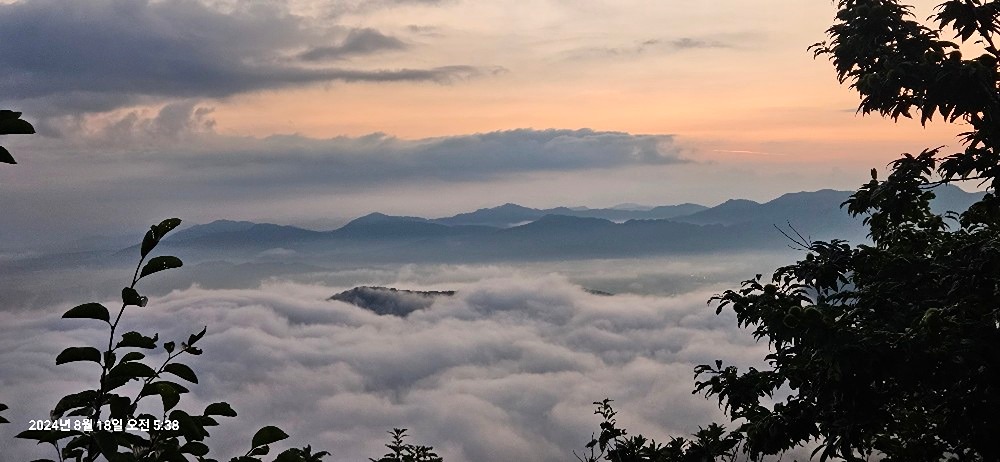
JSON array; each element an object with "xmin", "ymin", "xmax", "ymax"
[
  {"xmin": 62, "ymin": 303, "xmax": 110, "ymax": 323},
  {"xmin": 15, "ymin": 429, "xmax": 69, "ymax": 443},
  {"xmin": 0, "ymin": 145, "xmax": 15, "ymax": 164},
  {"xmin": 139, "ymin": 256, "xmax": 183, "ymax": 278},
  {"xmin": 52, "ymin": 390, "xmax": 97, "ymax": 419},
  {"xmin": 121, "ymin": 287, "xmax": 148, "ymax": 307},
  {"xmin": 120, "ymin": 351, "xmax": 145, "ymax": 363},
  {"xmin": 117, "ymin": 331, "xmax": 158, "ymax": 349},
  {"xmin": 0, "ymin": 117, "xmax": 35, "ymax": 135},
  {"xmin": 154, "ymin": 218, "xmax": 182, "ymax": 237},
  {"xmin": 56, "ymin": 347, "xmax": 101, "ymax": 365},
  {"xmin": 142, "ymin": 381, "xmax": 189, "ymax": 412},
  {"xmin": 274, "ymin": 449, "xmax": 303, "ymax": 462},
  {"xmin": 204, "ymin": 402, "xmax": 237, "ymax": 417},
  {"xmin": 140, "ymin": 227, "xmax": 158, "ymax": 258},
  {"xmin": 180, "ymin": 441, "xmax": 210, "ymax": 456},
  {"xmin": 187, "ymin": 326, "xmax": 207, "ymax": 346},
  {"xmin": 164, "ymin": 363, "xmax": 198, "ymax": 383},
  {"xmin": 109, "ymin": 361, "xmax": 156, "ymax": 379},
  {"xmin": 251, "ymin": 425, "xmax": 289, "ymax": 448},
  {"xmin": 170, "ymin": 409, "xmax": 208, "ymax": 442}
]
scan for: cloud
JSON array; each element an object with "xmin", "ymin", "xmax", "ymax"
[
  {"xmin": 668, "ymin": 37, "xmax": 731, "ymax": 50},
  {"xmin": 0, "ymin": 0, "xmax": 491, "ymax": 116},
  {"xmin": 563, "ymin": 36, "xmax": 735, "ymax": 61},
  {"xmin": 9, "ymin": 123, "xmax": 683, "ymax": 199},
  {"xmin": 0, "ymin": 274, "xmax": 773, "ymax": 462},
  {"xmin": 0, "ymin": 122, "xmax": 686, "ymax": 246},
  {"xmin": 300, "ymin": 28, "xmax": 408, "ymax": 61}
]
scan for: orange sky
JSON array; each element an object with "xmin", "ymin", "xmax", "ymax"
[{"xmin": 203, "ymin": 0, "xmax": 963, "ymax": 167}]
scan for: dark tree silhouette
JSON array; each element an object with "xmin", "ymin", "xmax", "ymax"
[
  {"xmin": 580, "ymin": 2, "xmax": 1000, "ymax": 461},
  {"xmin": 693, "ymin": 1, "xmax": 1000, "ymax": 461}
]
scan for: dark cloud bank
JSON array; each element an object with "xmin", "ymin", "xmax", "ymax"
[
  {"xmin": 1, "ymin": 125, "xmax": 683, "ymax": 247},
  {"xmin": 0, "ymin": 0, "xmax": 493, "ymax": 116}
]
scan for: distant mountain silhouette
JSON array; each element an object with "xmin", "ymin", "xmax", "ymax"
[
  {"xmin": 432, "ymin": 202, "xmax": 709, "ymax": 227},
  {"xmin": 137, "ymin": 185, "xmax": 986, "ymax": 263},
  {"xmin": 433, "ymin": 203, "xmax": 541, "ymax": 227},
  {"xmin": 170, "ymin": 220, "xmax": 258, "ymax": 241}
]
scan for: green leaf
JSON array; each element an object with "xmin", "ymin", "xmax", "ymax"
[
  {"xmin": 0, "ymin": 117, "xmax": 35, "ymax": 135},
  {"xmin": 15, "ymin": 429, "xmax": 70, "ymax": 443},
  {"xmin": 56, "ymin": 347, "xmax": 101, "ymax": 365},
  {"xmin": 109, "ymin": 361, "xmax": 156, "ymax": 379},
  {"xmin": 0, "ymin": 110, "xmax": 22, "ymax": 120},
  {"xmin": 249, "ymin": 445, "xmax": 270, "ymax": 456},
  {"xmin": 204, "ymin": 402, "xmax": 237, "ymax": 417},
  {"xmin": 62, "ymin": 303, "xmax": 111, "ymax": 323},
  {"xmin": 0, "ymin": 145, "xmax": 15, "ymax": 164},
  {"xmin": 94, "ymin": 431, "xmax": 118, "ymax": 459},
  {"xmin": 117, "ymin": 331, "xmax": 158, "ymax": 349},
  {"xmin": 155, "ymin": 218, "xmax": 182, "ymax": 237},
  {"xmin": 180, "ymin": 441, "xmax": 210, "ymax": 456},
  {"xmin": 140, "ymin": 256, "xmax": 183, "ymax": 279},
  {"xmin": 122, "ymin": 287, "xmax": 148, "ymax": 307},
  {"xmin": 187, "ymin": 326, "xmax": 207, "ymax": 346},
  {"xmin": 139, "ymin": 219, "xmax": 182, "ymax": 258},
  {"xmin": 107, "ymin": 394, "xmax": 132, "ymax": 419},
  {"xmin": 170, "ymin": 409, "xmax": 208, "ymax": 441},
  {"xmin": 164, "ymin": 363, "xmax": 198, "ymax": 383},
  {"xmin": 164, "ymin": 341, "xmax": 175, "ymax": 353},
  {"xmin": 120, "ymin": 351, "xmax": 145, "ymax": 363},
  {"xmin": 140, "ymin": 227, "xmax": 158, "ymax": 258},
  {"xmin": 0, "ymin": 416, "xmax": 9, "ymax": 424},
  {"xmin": 142, "ymin": 381, "xmax": 189, "ymax": 412},
  {"xmin": 0, "ymin": 403, "xmax": 8, "ymax": 412},
  {"xmin": 52, "ymin": 390, "xmax": 97, "ymax": 419},
  {"xmin": 274, "ymin": 449, "xmax": 303, "ymax": 462},
  {"xmin": 251, "ymin": 425, "xmax": 289, "ymax": 448}
]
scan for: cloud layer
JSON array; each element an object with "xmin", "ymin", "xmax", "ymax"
[
  {"xmin": 0, "ymin": 0, "xmax": 490, "ymax": 116},
  {"xmin": 1, "ymin": 124, "xmax": 684, "ymax": 247},
  {"xmin": 0, "ymin": 274, "xmax": 767, "ymax": 461}
]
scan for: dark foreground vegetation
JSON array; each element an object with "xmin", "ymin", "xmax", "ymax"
[{"xmin": 3, "ymin": 0, "xmax": 1000, "ymax": 460}]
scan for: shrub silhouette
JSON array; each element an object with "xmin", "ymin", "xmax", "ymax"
[
  {"xmin": 1, "ymin": 219, "xmax": 333, "ymax": 461},
  {"xmin": 0, "ymin": 219, "xmax": 441, "ymax": 462},
  {"xmin": 580, "ymin": 1, "xmax": 1000, "ymax": 461}
]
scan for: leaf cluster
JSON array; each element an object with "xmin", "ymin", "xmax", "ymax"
[
  {"xmin": 4, "ymin": 219, "xmax": 333, "ymax": 462},
  {"xmin": 575, "ymin": 399, "xmax": 740, "ymax": 462},
  {"xmin": 688, "ymin": 2, "xmax": 1000, "ymax": 461},
  {"xmin": 369, "ymin": 429, "xmax": 442, "ymax": 462}
]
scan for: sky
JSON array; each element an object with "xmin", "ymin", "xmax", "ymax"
[
  {"xmin": 0, "ymin": 2, "xmax": 970, "ymax": 459},
  {"xmin": 0, "ymin": 0, "xmax": 966, "ymax": 244}
]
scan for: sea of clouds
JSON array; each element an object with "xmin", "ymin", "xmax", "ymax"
[{"xmin": 0, "ymin": 268, "xmax": 774, "ymax": 461}]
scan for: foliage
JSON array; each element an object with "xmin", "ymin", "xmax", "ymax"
[
  {"xmin": 369, "ymin": 429, "xmax": 443, "ymax": 462},
  {"xmin": 575, "ymin": 399, "xmax": 738, "ymax": 462},
  {"xmin": 1, "ymin": 219, "xmax": 332, "ymax": 462},
  {"xmin": 581, "ymin": 1, "xmax": 1000, "ymax": 461},
  {"xmin": 691, "ymin": 1, "xmax": 1000, "ymax": 461},
  {"xmin": 0, "ymin": 109, "xmax": 35, "ymax": 164}
]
